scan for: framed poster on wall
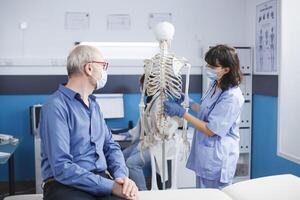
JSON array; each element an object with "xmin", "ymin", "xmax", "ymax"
[{"xmin": 255, "ymin": 0, "xmax": 278, "ymax": 75}]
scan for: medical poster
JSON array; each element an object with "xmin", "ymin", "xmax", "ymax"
[
  {"xmin": 148, "ymin": 13, "xmax": 172, "ymax": 29},
  {"xmin": 255, "ymin": 0, "xmax": 277, "ymax": 74},
  {"xmin": 107, "ymin": 14, "xmax": 131, "ymax": 30},
  {"xmin": 65, "ymin": 12, "xmax": 90, "ymax": 30}
]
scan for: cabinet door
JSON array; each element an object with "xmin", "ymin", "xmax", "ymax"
[
  {"xmin": 239, "ymin": 128, "xmax": 251, "ymax": 153},
  {"xmin": 236, "ymin": 48, "xmax": 252, "ymax": 74},
  {"xmin": 240, "ymin": 102, "xmax": 252, "ymax": 128},
  {"xmin": 240, "ymin": 75, "xmax": 252, "ymax": 101}
]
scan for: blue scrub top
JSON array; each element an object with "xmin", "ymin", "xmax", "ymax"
[{"xmin": 186, "ymin": 81, "xmax": 244, "ymax": 183}]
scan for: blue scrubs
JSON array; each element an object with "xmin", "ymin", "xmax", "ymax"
[{"xmin": 186, "ymin": 81, "xmax": 244, "ymax": 189}]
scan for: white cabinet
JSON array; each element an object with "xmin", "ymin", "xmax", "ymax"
[{"xmin": 234, "ymin": 47, "xmax": 252, "ymax": 182}]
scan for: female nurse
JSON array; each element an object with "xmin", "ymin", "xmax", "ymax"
[{"xmin": 164, "ymin": 44, "xmax": 244, "ymax": 189}]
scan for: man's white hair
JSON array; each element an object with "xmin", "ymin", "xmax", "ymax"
[{"xmin": 67, "ymin": 45, "xmax": 100, "ymax": 76}]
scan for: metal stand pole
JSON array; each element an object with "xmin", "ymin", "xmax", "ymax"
[
  {"xmin": 8, "ymin": 154, "xmax": 15, "ymax": 195},
  {"xmin": 162, "ymin": 138, "xmax": 166, "ymax": 190}
]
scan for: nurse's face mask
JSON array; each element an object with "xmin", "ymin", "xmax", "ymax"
[{"xmin": 205, "ymin": 64, "xmax": 229, "ymax": 81}]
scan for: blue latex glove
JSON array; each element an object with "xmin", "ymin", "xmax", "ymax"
[
  {"xmin": 175, "ymin": 93, "xmax": 185, "ymax": 104},
  {"xmin": 164, "ymin": 100, "xmax": 186, "ymax": 118},
  {"xmin": 176, "ymin": 93, "xmax": 194, "ymax": 108}
]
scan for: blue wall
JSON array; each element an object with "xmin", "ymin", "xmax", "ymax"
[
  {"xmin": 0, "ymin": 95, "xmax": 48, "ymax": 181},
  {"xmin": 1, "ymin": 93, "xmax": 300, "ymax": 181},
  {"xmin": 0, "ymin": 93, "xmax": 201, "ymax": 181},
  {"xmin": 251, "ymin": 95, "xmax": 300, "ymax": 178}
]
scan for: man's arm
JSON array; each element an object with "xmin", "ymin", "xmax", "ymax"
[
  {"xmin": 40, "ymin": 103, "xmax": 114, "ymax": 195},
  {"xmin": 103, "ymin": 123, "xmax": 129, "ymax": 178},
  {"xmin": 103, "ymin": 122, "xmax": 139, "ymax": 199}
]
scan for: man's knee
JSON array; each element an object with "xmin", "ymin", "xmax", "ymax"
[
  {"xmin": 126, "ymin": 154, "xmax": 144, "ymax": 169},
  {"xmin": 126, "ymin": 156, "xmax": 137, "ymax": 168}
]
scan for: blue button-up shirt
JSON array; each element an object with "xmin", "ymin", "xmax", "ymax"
[
  {"xmin": 186, "ymin": 82, "xmax": 244, "ymax": 183},
  {"xmin": 40, "ymin": 85, "xmax": 128, "ymax": 195}
]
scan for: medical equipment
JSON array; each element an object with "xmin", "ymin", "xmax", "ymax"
[
  {"xmin": 139, "ymin": 21, "xmax": 191, "ymax": 189},
  {"xmin": 30, "ymin": 104, "xmax": 42, "ymax": 136}
]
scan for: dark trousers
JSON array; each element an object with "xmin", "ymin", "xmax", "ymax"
[{"xmin": 43, "ymin": 174, "xmax": 125, "ymax": 200}]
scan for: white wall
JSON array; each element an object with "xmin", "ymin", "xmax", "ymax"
[
  {"xmin": 278, "ymin": 0, "xmax": 300, "ymax": 165},
  {"xmin": 0, "ymin": 0, "xmax": 248, "ymax": 74},
  {"xmin": 245, "ymin": 0, "xmax": 265, "ymax": 46}
]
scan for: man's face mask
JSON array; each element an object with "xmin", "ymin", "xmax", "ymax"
[
  {"xmin": 94, "ymin": 69, "xmax": 107, "ymax": 90},
  {"xmin": 87, "ymin": 61, "xmax": 109, "ymax": 90}
]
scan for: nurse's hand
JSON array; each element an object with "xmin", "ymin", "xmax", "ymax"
[
  {"xmin": 175, "ymin": 92, "xmax": 185, "ymax": 104},
  {"xmin": 176, "ymin": 93, "xmax": 194, "ymax": 108},
  {"xmin": 164, "ymin": 100, "xmax": 186, "ymax": 118}
]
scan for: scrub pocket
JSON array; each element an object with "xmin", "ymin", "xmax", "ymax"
[{"xmin": 197, "ymin": 143, "xmax": 222, "ymax": 179}]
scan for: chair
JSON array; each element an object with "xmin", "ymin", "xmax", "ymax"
[{"xmin": 149, "ymin": 143, "xmax": 180, "ymax": 190}]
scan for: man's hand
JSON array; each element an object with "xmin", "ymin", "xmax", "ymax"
[
  {"xmin": 112, "ymin": 181, "xmax": 124, "ymax": 198},
  {"xmin": 113, "ymin": 177, "xmax": 138, "ymax": 200}
]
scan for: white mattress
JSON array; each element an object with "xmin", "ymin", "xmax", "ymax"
[
  {"xmin": 222, "ymin": 174, "xmax": 300, "ymax": 200},
  {"xmin": 139, "ymin": 189, "xmax": 232, "ymax": 200}
]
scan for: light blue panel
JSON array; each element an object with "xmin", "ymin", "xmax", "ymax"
[
  {"xmin": 0, "ymin": 95, "xmax": 48, "ymax": 181},
  {"xmin": 251, "ymin": 95, "xmax": 300, "ymax": 178},
  {"xmin": 106, "ymin": 94, "xmax": 141, "ymax": 129}
]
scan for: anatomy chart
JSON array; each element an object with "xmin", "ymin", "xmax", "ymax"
[{"xmin": 255, "ymin": 0, "xmax": 277, "ymax": 74}]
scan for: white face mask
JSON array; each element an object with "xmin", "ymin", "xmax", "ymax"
[
  {"xmin": 205, "ymin": 66, "xmax": 220, "ymax": 81},
  {"xmin": 92, "ymin": 69, "xmax": 108, "ymax": 90}
]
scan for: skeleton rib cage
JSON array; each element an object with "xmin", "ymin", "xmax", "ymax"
[{"xmin": 139, "ymin": 44, "xmax": 192, "ymax": 158}]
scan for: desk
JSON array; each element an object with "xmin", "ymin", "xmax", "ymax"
[
  {"xmin": 115, "ymin": 139, "xmax": 132, "ymax": 150},
  {"xmin": 112, "ymin": 134, "xmax": 132, "ymax": 150},
  {"xmin": 0, "ymin": 141, "xmax": 20, "ymax": 196}
]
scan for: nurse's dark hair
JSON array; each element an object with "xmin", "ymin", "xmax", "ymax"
[
  {"xmin": 205, "ymin": 44, "xmax": 242, "ymax": 91},
  {"xmin": 140, "ymin": 74, "xmax": 145, "ymax": 86},
  {"xmin": 140, "ymin": 73, "xmax": 153, "ymax": 104}
]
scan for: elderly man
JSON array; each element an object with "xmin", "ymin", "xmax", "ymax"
[{"xmin": 40, "ymin": 45, "xmax": 138, "ymax": 200}]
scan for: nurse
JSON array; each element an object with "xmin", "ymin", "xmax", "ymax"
[{"xmin": 164, "ymin": 44, "xmax": 244, "ymax": 189}]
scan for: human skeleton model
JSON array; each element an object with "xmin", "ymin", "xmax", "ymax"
[{"xmin": 138, "ymin": 22, "xmax": 191, "ymax": 189}]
